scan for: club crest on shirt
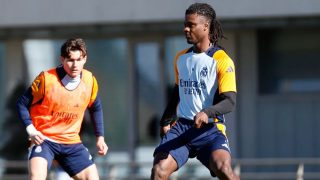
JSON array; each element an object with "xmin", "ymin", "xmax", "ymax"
[{"xmin": 200, "ymin": 67, "xmax": 208, "ymax": 77}]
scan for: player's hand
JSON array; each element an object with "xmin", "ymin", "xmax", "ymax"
[
  {"xmin": 160, "ymin": 125, "xmax": 171, "ymax": 138},
  {"xmin": 26, "ymin": 124, "xmax": 45, "ymax": 145},
  {"xmin": 30, "ymin": 133, "xmax": 46, "ymax": 145},
  {"xmin": 194, "ymin": 111, "xmax": 209, "ymax": 128},
  {"xmin": 96, "ymin": 136, "xmax": 108, "ymax": 156}
]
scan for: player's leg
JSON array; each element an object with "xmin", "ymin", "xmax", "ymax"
[
  {"xmin": 151, "ymin": 119, "xmax": 191, "ymax": 180},
  {"xmin": 52, "ymin": 160, "xmax": 72, "ymax": 180},
  {"xmin": 151, "ymin": 152, "xmax": 178, "ymax": 180},
  {"xmin": 72, "ymin": 164, "xmax": 99, "ymax": 180},
  {"xmin": 28, "ymin": 141, "xmax": 55, "ymax": 180},
  {"xmin": 197, "ymin": 135, "xmax": 239, "ymax": 180},
  {"xmin": 59, "ymin": 143, "xmax": 99, "ymax": 180},
  {"xmin": 29, "ymin": 157, "xmax": 48, "ymax": 180},
  {"xmin": 209, "ymin": 149, "xmax": 239, "ymax": 180},
  {"xmin": 194, "ymin": 124, "xmax": 239, "ymax": 180}
]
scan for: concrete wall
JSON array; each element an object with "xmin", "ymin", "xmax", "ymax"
[{"xmin": 1, "ymin": 0, "xmax": 320, "ymax": 27}]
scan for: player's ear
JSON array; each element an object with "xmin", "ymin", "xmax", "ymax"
[
  {"xmin": 83, "ymin": 56, "xmax": 87, "ymax": 64},
  {"xmin": 204, "ymin": 22, "xmax": 209, "ymax": 31}
]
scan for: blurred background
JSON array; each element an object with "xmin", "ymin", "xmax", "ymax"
[{"xmin": 0, "ymin": 0, "xmax": 320, "ymax": 179}]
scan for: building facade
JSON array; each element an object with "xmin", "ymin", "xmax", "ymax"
[{"xmin": 0, "ymin": 0, "xmax": 320, "ymax": 164}]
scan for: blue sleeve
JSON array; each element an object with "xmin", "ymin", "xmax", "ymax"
[
  {"xmin": 88, "ymin": 94, "xmax": 105, "ymax": 137},
  {"xmin": 16, "ymin": 87, "xmax": 33, "ymax": 127}
]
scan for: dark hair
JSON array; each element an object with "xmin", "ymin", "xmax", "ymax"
[
  {"xmin": 186, "ymin": 3, "xmax": 225, "ymax": 46},
  {"xmin": 60, "ymin": 38, "xmax": 87, "ymax": 58}
]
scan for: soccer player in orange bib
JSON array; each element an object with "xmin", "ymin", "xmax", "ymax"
[
  {"xmin": 151, "ymin": 3, "xmax": 239, "ymax": 180},
  {"xmin": 16, "ymin": 38, "xmax": 108, "ymax": 180}
]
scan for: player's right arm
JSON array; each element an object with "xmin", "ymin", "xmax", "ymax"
[
  {"xmin": 160, "ymin": 48, "xmax": 190, "ymax": 137},
  {"xmin": 159, "ymin": 50, "xmax": 186, "ymax": 137},
  {"xmin": 159, "ymin": 84, "xmax": 179, "ymax": 137},
  {"xmin": 16, "ymin": 72, "xmax": 46, "ymax": 144}
]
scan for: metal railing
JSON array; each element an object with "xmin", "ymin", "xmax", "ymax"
[
  {"xmin": 0, "ymin": 158, "xmax": 320, "ymax": 179},
  {"xmin": 233, "ymin": 158, "xmax": 320, "ymax": 180}
]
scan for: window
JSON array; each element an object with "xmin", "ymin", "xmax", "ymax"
[
  {"xmin": 258, "ymin": 28, "xmax": 320, "ymax": 94},
  {"xmin": 86, "ymin": 39, "xmax": 129, "ymax": 150}
]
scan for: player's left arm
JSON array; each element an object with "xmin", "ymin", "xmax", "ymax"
[
  {"xmin": 195, "ymin": 51, "xmax": 237, "ymax": 127},
  {"xmin": 88, "ymin": 76, "xmax": 108, "ymax": 155},
  {"xmin": 194, "ymin": 92, "xmax": 236, "ymax": 128},
  {"xmin": 202, "ymin": 51, "xmax": 237, "ymax": 118},
  {"xmin": 200, "ymin": 92, "xmax": 236, "ymax": 118}
]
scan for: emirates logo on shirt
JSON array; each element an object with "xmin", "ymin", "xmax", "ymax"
[
  {"xmin": 179, "ymin": 79, "xmax": 207, "ymax": 96},
  {"xmin": 53, "ymin": 111, "xmax": 79, "ymax": 124}
]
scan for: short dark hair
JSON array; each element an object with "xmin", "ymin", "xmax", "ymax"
[
  {"xmin": 186, "ymin": 3, "xmax": 225, "ymax": 46},
  {"xmin": 60, "ymin": 38, "xmax": 87, "ymax": 58}
]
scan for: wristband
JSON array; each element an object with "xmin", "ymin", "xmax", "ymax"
[{"xmin": 26, "ymin": 124, "xmax": 40, "ymax": 137}]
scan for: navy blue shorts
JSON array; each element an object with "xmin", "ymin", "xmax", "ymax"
[
  {"xmin": 154, "ymin": 118, "xmax": 231, "ymax": 176},
  {"xmin": 28, "ymin": 140, "xmax": 94, "ymax": 177}
]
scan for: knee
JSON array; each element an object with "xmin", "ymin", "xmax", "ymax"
[
  {"xmin": 29, "ymin": 171, "xmax": 47, "ymax": 180},
  {"xmin": 212, "ymin": 159, "xmax": 237, "ymax": 179},
  {"xmin": 151, "ymin": 164, "xmax": 170, "ymax": 180},
  {"xmin": 72, "ymin": 164, "xmax": 99, "ymax": 180},
  {"xmin": 216, "ymin": 159, "xmax": 232, "ymax": 174}
]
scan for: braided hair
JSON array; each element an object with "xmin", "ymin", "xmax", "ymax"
[{"xmin": 186, "ymin": 3, "xmax": 225, "ymax": 47}]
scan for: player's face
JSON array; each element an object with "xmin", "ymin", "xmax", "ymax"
[
  {"xmin": 60, "ymin": 50, "xmax": 87, "ymax": 78},
  {"xmin": 184, "ymin": 13, "xmax": 209, "ymax": 45}
]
